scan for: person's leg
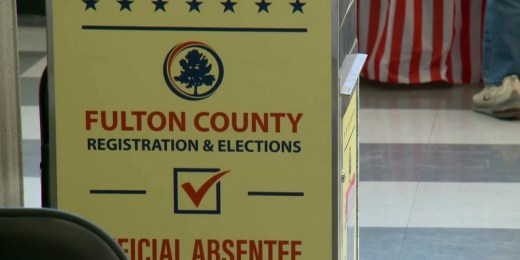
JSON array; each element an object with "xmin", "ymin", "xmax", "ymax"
[
  {"xmin": 473, "ymin": 0, "xmax": 520, "ymax": 118},
  {"xmin": 482, "ymin": 0, "xmax": 520, "ymax": 85}
]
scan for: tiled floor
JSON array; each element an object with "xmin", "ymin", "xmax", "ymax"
[
  {"xmin": 17, "ymin": 16, "xmax": 520, "ymax": 260},
  {"xmin": 359, "ymin": 82, "xmax": 520, "ymax": 259}
]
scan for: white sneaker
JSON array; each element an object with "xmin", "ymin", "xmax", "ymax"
[{"xmin": 472, "ymin": 75, "xmax": 520, "ymax": 118}]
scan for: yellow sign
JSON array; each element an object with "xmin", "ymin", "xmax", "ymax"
[
  {"xmin": 341, "ymin": 88, "xmax": 358, "ymax": 260},
  {"xmin": 49, "ymin": 0, "xmax": 337, "ymax": 259}
]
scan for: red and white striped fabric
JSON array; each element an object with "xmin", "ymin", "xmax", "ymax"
[{"xmin": 358, "ymin": 0, "xmax": 486, "ymax": 84}]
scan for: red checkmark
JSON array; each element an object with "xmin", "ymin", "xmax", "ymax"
[{"xmin": 181, "ymin": 170, "xmax": 230, "ymax": 207}]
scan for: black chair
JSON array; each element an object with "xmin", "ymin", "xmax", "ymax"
[{"xmin": 0, "ymin": 208, "xmax": 127, "ymax": 260}]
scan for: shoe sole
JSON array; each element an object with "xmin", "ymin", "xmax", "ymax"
[
  {"xmin": 491, "ymin": 108, "xmax": 520, "ymax": 118},
  {"xmin": 473, "ymin": 90, "xmax": 520, "ymax": 119}
]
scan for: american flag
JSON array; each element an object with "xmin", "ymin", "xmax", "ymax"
[{"xmin": 358, "ymin": 0, "xmax": 486, "ymax": 84}]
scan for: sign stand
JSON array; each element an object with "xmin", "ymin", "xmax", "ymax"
[{"xmin": 46, "ymin": 0, "xmax": 363, "ymax": 259}]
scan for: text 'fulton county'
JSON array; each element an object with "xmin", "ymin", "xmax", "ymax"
[{"xmin": 86, "ymin": 111, "xmax": 303, "ymax": 133}]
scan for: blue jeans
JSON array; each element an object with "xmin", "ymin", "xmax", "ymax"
[{"xmin": 482, "ymin": 0, "xmax": 520, "ymax": 85}]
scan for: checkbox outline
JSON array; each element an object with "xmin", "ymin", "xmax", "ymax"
[{"xmin": 173, "ymin": 168, "xmax": 222, "ymax": 215}]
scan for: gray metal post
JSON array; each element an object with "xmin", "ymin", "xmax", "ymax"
[{"xmin": 0, "ymin": 0, "xmax": 23, "ymax": 206}]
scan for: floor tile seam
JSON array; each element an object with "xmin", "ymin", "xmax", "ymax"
[
  {"xmin": 18, "ymin": 49, "xmax": 47, "ymax": 53},
  {"xmin": 359, "ymin": 226, "xmax": 520, "ymax": 231},
  {"xmin": 360, "ymin": 181, "xmax": 520, "ymax": 185},
  {"xmin": 18, "ymin": 50, "xmax": 47, "ymax": 55},
  {"xmin": 397, "ymin": 182, "xmax": 420, "ymax": 260},
  {"xmin": 20, "ymin": 76, "xmax": 44, "ymax": 80},
  {"xmin": 360, "ymin": 226, "xmax": 520, "ymax": 231},
  {"xmin": 359, "ymin": 107, "xmax": 474, "ymax": 110},
  {"xmin": 17, "ymin": 25, "xmax": 47, "ymax": 28},
  {"xmin": 17, "ymin": 24, "xmax": 47, "ymax": 29},
  {"xmin": 21, "ymin": 105, "xmax": 40, "ymax": 109},
  {"xmin": 361, "ymin": 181, "xmax": 520, "ymax": 185},
  {"xmin": 359, "ymin": 142, "xmax": 520, "ymax": 145},
  {"xmin": 359, "ymin": 106, "xmax": 425, "ymax": 109},
  {"xmin": 427, "ymin": 109, "xmax": 439, "ymax": 144},
  {"xmin": 359, "ymin": 140, "xmax": 520, "ymax": 145},
  {"xmin": 405, "ymin": 182, "xmax": 420, "ymax": 228}
]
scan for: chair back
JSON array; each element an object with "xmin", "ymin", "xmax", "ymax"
[{"xmin": 0, "ymin": 208, "xmax": 127, "ymax": 260}]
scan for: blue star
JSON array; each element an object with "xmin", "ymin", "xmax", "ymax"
[
  {"xmin": 256, "ymin": 0, "xmax": 271, "ymax": 13},
  {"xmin": 83, "ymin": 0, "xmax": 98, "ymax": 11},
  {"xmin": 290, "ymin": 0, "xmax": 306, "ymax": 14},
  {"xmin": 118, "ymin": 0, "xmax": 133, "ymax": 11},
  {"xmin": 221, "ymin": 0, "xmax": 237, "ymax": 13},
  {"xmin": 152, "ymin": 0, "xmax": 168, "ymax": 11},
  {"xmin": 186, "ymin": 0, "xmax": 203, "ymax": 12}
]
